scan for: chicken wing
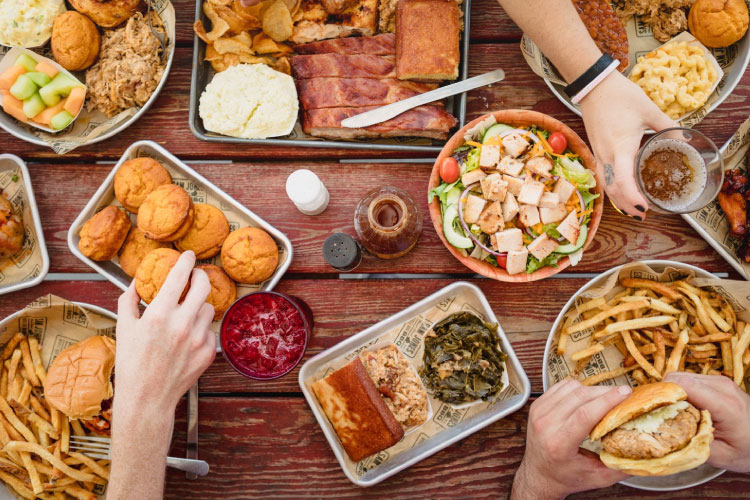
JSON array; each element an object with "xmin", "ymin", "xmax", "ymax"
[{"xmin": 718, "ymin": 169, "xmax": 748, "ymax": 237}]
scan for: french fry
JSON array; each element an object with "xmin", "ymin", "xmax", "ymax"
[
  {"xmin": 654, "ymin": 331, "xmax": 666, "ymax": 374},
  {"xmin": 0, "ymin": 396, "xmax": 36, "ymax": 444},
  {"xmin": 571, "ymin": 343, "xmax": 605, "ymax": 361},
  {"xmin": 3, "ymin": 441, "xmax": 98, "ymax": 482},
  {"xmin": 702, "ymin": 293, "xmax": 731, "ymax": 332},
  {"xmin": 26, "ymin": 338, "xmax": 45, "ymax": 386},
  {"xmin": 28, "ymin": 413, "xmax": 59, "ymax": 440},
  {"xmin": 0, "ymin": 368, "xmax": 7, "ymax": 400},
  {"xmin": 7, "ymin": 350, "xmax": 21, "ymax": 389},
  {"xmin": 0, "ymin": 469, "xmax": 34, "ymax": 499},
  {"xmin": 678, "ymin": 287, "xmax": 720, "ymax": 335},
  {"xmin": 50, "ymin": 406, "xmax": 60, "ymax": 433},
  {"xmin": 603, "ymin": 316, "xmax": 675, "ymax": 335},
  {"xmin": 18, "ymin": 340, "xmax": 39, "ymax": 388},
  {"xmin": 1, "ymin": 334, "xmax": 24, "ymax": 361},
  {"xmin": 581, "ymin": 365, "xmax": 637, "ymax": 386},
  {"xmin": 60, "ymin": 416, "xmax": 69, "ymax": 455},
  {"xmin": 566, "ymin": 300, "xmax": 650, "ymax": 335},
  {"xmin": 632, "ymin": 368, "xmax": 649, "ymax": 385},
  {"xmin": 621, "ymin": 278, "xmax": 680, "ymax": 299},
  {"xmin": 68, "ymin": 453, "xmax": 109, "ymax": 480},
  {"xmin": 20, "ymin": 451, "xmax": 42, "ymax": 495},
  {"xmin": 733, "ymin": 324, "xmax": 750, "ymax": 385},
  {"xmin": 1, "ymin": 415, "xmax": 23, "ymax": 442},
  {"xmin": 666, "ymin": 329, "xmax": 690, "ymax": 374},
  {"xmin": 721, "ymin": 340, "xmax": 733, "ymax": 378},
  {"xmin": 576, "ymin": 297, "xmax": 606, "ymax": 314},
  {"xmin": 9, "ymin": 375, "xmax": 22, "ymax": 402},
  {"xmin": 64, "ymin": 486, "xmax": 98, "ymax": 500},
  {"xmin": 70, "ymin": 419, "xmax": 85, "ymax": 437},
  {"xmin": 29, "ymin": 396, "xmax": 50, "ymax": 422},
  {"xmin": 17, "ymin": 380, "xmax": 31, "ymax": 407},
  {"xmin": 689, "ymin": 333, "xmax": 732, "ymax": 343},
  {"xmin": 622, "ymin": 331, "xmax": 662, "ymax": 380}
]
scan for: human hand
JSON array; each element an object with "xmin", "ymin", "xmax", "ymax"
[
  {"xmin": 510, "ymin": 379, "xmax": 632, "ymax": 500},
  {"xmin": 579, "ymin": 71, "xmax": 677, "ymax": 220},
  {"xmin": 665, "ymin": 372, "xmax": 750, "ymax": 473},
  {"xmin": 113, "ymin": 251, "xmax": 216, "ymax": 416}
]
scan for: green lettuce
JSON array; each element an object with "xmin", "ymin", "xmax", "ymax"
[
  {"xmin": 526, "ymin": 252, "xmax": 564, "ymax": 273},
  {"xmin": 554, "ymin": 156, "xmax": 596, "ymax": 189},
  {"xmin": 463, "ymin": 148, "xmax": 481, "ymax": 174},
  {"xmin": 428, "ymin": 180, "xmax": 460, "ymax": 205}
]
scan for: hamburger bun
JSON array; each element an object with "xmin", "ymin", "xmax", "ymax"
[
  {"xmin": 43, "ymin": 336, "xmax": 115, "ymax": 420},
  {"xmin": 590, "ymin": 382, "xmax": 714, "ymax": 477}
]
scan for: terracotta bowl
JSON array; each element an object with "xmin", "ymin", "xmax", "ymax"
[{"xmin": 428, "ymin": 109, "xmax": 604, "ymax": 282}]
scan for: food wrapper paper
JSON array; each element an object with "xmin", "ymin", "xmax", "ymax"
[
  {"xmin": 521, "ymin": 20, "xmax": 736, "ymax": 126},
  {"xmin": 303, "ymin": 288, "xmax": 524, "ymax": 478},
  {"xmin": 0, "ymin": 0, "xmax": 176, "ymax": 155},
  {"xmin": 81, "ymin": 144, "xmax": 289, "ymax": 332},
  {"xmin": 685, "ymin": 115, "xmax": 750, "ymax": 280},
  {"xmin": 0, "ymin": 159, "xmax": 45, "ymax": 292},
  {"xmin": 0, "ymin": 294, "xmax": 115, "ymax": 498},
  {"xmin": 546, "ymin": 261, "xmax": 750, "ymax": 390}
]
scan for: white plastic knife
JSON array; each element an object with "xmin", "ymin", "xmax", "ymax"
[{"xmin": 340, "ymin": 69, "xmax": 505, "ymax": 129}]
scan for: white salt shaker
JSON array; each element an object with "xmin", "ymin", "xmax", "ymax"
[{"xmin": 286, "ymin": 169, "xmax": 329, "ymax": 215}]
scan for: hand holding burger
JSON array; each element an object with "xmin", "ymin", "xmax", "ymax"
[{"xmin": 509, "ymin": 379, "xmax": 633, "ymax": 500}]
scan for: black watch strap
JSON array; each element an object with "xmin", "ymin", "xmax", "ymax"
[{"xmin": 564, "ymin": 53, "xmax": 615, "ymax": 97}]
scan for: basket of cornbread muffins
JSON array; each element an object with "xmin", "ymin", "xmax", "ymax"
[{"xmin": 67, "ymin": 140, "xmax": 292, "ymax": 328}]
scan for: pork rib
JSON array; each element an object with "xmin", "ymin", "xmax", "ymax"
[
  {"xmin": 302, "ymin": 105, "xmax": 457, "ymax": 140},
  {"xmin": 291, "ymin": 53, "xmax": 396, "ymax": 79},
  {"xmin": 297, "ymin": 77, "xmax": 438, "ymax": 109},
  {"xmin": 294, "ymin": 33, "xmax": 395, "ymax": 55}
]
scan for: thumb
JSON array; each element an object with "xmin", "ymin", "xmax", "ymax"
[
  {"xmin": 644, "ymin": 105, "xmax": 678, "ymax": 133},
  {"xmin": 117, "ymin": 280, "xmax": 141, "ymax": 321},
  {"xmin": 569, "ymin": 385, "xmax": 633, "ymax": 445}
]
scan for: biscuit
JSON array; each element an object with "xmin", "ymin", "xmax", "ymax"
[
  {"xmin": 175, "ymin": 204, "xmax": 230, "ymax": 260},
  {"xmin": 51, "ymin": 11, "xmax": 101, "ymax": 71},
  {"xmin": 221, "ymin": 227, "xmax": 279, "ymax": 284},
  {"xmin": 68, "ymin": 0, "xmax": 141, "ymax": 28},
  {"xmin": 114, "ymin": 157, "xmax": 172, "ymax": 213},
  {"xmin": 137, "ymin": 184, "xmax": 195, "ymax": 242},
  {"xmin": 689, "ymin": 0, "xmax": 749, "ymax": 48},
  {"xmin": 118, "ymin": 227, "xmax": 171, "ymax": 278},
  {"xmin": 196, "ymin": 264, "xmax": 237, "ymax": 321},
  {"xmin": 135, "ymin": 248, "xmax": 185, "ymax": 304},
  {"xmin": 78, "ymin": 206, "xmax": 131, "ymax": 261},
  {"xmin": 0, "ymin": 195, "xmax": 24, "ymax": 260}
]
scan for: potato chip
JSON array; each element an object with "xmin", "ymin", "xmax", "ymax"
[
  {"xmin": 202, "ymin": 4, "xmax": 231, "ymax": 40},
  {"xmin": 216, "ymin": 4, "xmax": 261, "ymax": 33},
  {"xmin": 214, "ymin": 37, "xmax": 254, "ymax": 54},
  {"xmin": 272, "ymin": 42, "xmax": 293, "ymax": 55},
  {"xmin": 239, "ymin": 53, "xmax": 272, "ymax": 64},
  {"xmin": 262, "ymin": 0, "xmax": 293, "ymax": 42},
  {"xmin": 205, "ymin": 43, "xmax": 223, "ymax": 61},
  {"xmin": 253, "ymin": 32, "xmax": 281, "ymax": 53},
  {"xmin": 209, "ymin": 0, "xmax": 233, "ymax": 6},
  {"xmin": 273, "ymin": 56, "xmax": 291, "ymax": 75},
  {"xmin": 233, "ymin": 0, "xmax": 263, "ymax": 23}
]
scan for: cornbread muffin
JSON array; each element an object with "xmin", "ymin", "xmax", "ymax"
[
  {"xmin": 114, "ymin": 157, "xmax": 172, "ymax": 213},
  {"xmin": 51, "ymin": 11, "xmax": 101, "ymax": 71},
  {"xmin": 221, "ymin": 227, "xmax": 279, "ymax": 284},
  {"xmin": 175, "ymin": 204, "xmax": 230, "ymax": 260},
  {"xmin": 135, "ymin": 248, "xmax": 185, "ymax": 303},
  {"xmin": 78, "ymin": 206, "xmax": 131, "ymax": 261},
  {"xmin": 0, "ymin": 195, "xmax": 23, "ymax": 260},
  {"xmin": 137, "ymin": 184, "xmax": 195, "ymax": 242},
  {"xmin": 196, "ymin": 264, "xmax": 237, "ymax": 321},
  {"xmin": 68, "ymin": 0, "xmax": 141, "ymax": 28},
  {"xmin": 689, "ymin": 0, "xmax": 749, "ymax": 48},
  {"xmin": 118, "ymin": 227, "xmax": 171, "ymax": 278}
]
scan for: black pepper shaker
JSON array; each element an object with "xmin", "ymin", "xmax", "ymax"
[{"xmin": 323, "ymin": 233, "xmax": 362, "ymax": 272}]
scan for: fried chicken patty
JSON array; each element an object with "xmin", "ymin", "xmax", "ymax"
[{"xmin": 601, "ymin": 404, "xmax": 700, "ymax": 459}]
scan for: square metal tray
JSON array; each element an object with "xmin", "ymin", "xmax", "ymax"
[
  {"xmin": 0, "ymin": 154, "xmax": 49, "ymax": 295},
  {"xmin": 189, "ymin": 0, "xmax": 471, "ymax": 153},
  {"xmin": 299, "ymin": 281, "xmax": 531, "ymax": 486},
  {"xmin": 67, "ymin": 140, "xmax": 293, "ymax": 296}
]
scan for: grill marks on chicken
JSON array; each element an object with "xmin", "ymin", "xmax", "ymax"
[
  {"xmin": 717, "ymin": 167, "xmax": 750, "ymax": 263},
  {"xmin": 291, "ymin": 34, "xmax": 456, "ymax": 139},
  {"xmin": 601, "ymin": 405, "xmax": 700, "ymax": 460}
]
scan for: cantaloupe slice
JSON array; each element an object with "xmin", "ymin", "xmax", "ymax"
[
  {"xmin": 34, "ymin": 61, "xmax": 58, "ymax": 79},
  {"xmin": 32, "ymin": 98, "xmax": 66, "ymax": 126},
  {"xmin": 63, "ymin": 87, "xmax": 85, "ymax": 116},
  {"xmin": 1, "ymin": 94, "xmax": 28, "ymax": 123},
  {"xmin": 0, "ymin": 66, "xmax": 27, "ymax": 92}
]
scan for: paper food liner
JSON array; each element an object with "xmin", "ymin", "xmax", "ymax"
[
  {"xmin": 686, "ymin": 115, "xmax": 750, "ymax": 280},
  {"xmin": 0, "ymin": 294, "xmax": 116, "ymax": 498},
  {"xmin": 521, "ymin": 24, "xmax": 732, "ymax": 126},
  {"xmin": 303, "ymin": 288, "xmax": 524, "ymax": 478},
  {"xmin": 0, "ymin": 0, "xmax": 176, "ymax": 155},
  {"xmin": 0, "ymin": 160, "xmax": 45, "ymax": 291},
  {"xmin": 84, "ymin": 144, "xmax": 289, "ymax": 333}
]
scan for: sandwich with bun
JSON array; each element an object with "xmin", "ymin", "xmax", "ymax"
[
  {"xmin": 43, "ymin": 335, "xmax": 116, "ymax": 435},
  {"xmin": 589, "ymin": 382, "xmax": 714, "ymax": 476}
]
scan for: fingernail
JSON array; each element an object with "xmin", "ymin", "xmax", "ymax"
[
  {"xmin": 617, "ymin": 386, "xmax": 632, "ymax": 395},
  {"xmin": 635, "ymin": 205, "xmax": 645, "ymax": 212},
  {"xmin": 633, "ymin": 215, "xmax": 643, "ymax": 221}
]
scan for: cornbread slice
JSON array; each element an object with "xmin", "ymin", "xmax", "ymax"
[{"xmin": 396, "ymin": 0, "xmax": 460, "ymax": 80}]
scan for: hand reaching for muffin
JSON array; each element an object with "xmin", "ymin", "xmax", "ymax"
[{"xmin": 77, "ymin": 156, "xmax": 279, "ymax": 321}]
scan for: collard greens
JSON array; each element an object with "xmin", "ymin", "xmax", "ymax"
[{"xmin": 420, "ymin": 312, "xmax": 507, "ymax": 404}]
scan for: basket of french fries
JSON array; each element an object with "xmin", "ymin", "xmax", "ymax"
[
  {"xmin": 0, "ymin": 295, "xmax": 117, "ymax": 500},
  {"xmin": 543, "ymin": 260, "xmax": 750, "ymax": 490}
]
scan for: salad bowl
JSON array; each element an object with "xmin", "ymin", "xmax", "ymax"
[{"xmin": 428, "ymin": 109, "xmax": 604, "ymax": 282}]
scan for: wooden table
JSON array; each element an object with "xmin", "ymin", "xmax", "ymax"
[{"xmin": 2, "ymin": 1, "xmax": 749, "ymax": 497}]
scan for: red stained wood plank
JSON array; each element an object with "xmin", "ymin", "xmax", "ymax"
[
  {"xmin": 24, "ymin": 161, "xmax": 735, "ymax": 275},
  {"xmin": 164, "ymin": 396, "xmax": 750, "ymax": 498}
]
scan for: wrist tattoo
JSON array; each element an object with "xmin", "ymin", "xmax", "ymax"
[{"xmin": 604, "ymin": 163, "xmax": 614, "ymax": 185}]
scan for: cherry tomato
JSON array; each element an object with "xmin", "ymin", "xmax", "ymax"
[
  {"xmin": 439, "ymin": 157, "xmax": 460, "ymax": 183},
  {"xmin": 548, "ymin": 132, "xmax": 567, "ymax": 155},
  {"xmin": 496, "ymin": 254, "xmax": 507, "ymax": 269}
]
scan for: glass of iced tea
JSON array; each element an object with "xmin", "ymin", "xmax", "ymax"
[{"xmin": 635, "ymin": 128, "xmax": 723, "ymax": 214}]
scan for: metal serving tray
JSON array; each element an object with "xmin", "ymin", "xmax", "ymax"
[
  {"xmin": 0, "ymin": 154, "xmax": 49, "ymax": 295},
  {"xmin": 67, "ymin": 140, "xmax": 293, "ymax": 295},
  {"xmin": 299, "ymin": 281, "xmax": 531, "ymax": 486},
  {"xmin": 189, "ymin": 0, "xmax": 471, "ymax": 153}
]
